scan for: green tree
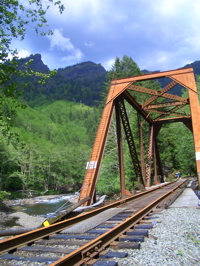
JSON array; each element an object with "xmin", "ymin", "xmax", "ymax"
[
  {"xmin": 97, "ymin": 55, "xmax": 163, "ymax": 194},
  {"xmin": 97, "ymin": 56, "xmax": 145, "ymax": 194},
  {"xmin": 0, "ymin": 100, "xmax": 96, "ymax": 192},
  {"xmin": 0, "ymin": 0, "xmax": 64, "ymax": 136},
  {"xmin": 107, "ymin": 55, "xmax": 142, "ymax": 81},
  {"xmin": 0, "ymin": 135, "xmax": 19, "ymax": 190},
  {"xmin": 157, "ymin": 85, "xmax": 196, "ymax": 176}
]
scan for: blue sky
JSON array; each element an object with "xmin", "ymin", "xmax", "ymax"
[{"xmin": 14, "ymin": 0, "xmax": 200, "ymax": 71}]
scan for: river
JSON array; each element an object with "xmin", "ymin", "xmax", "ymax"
[{"xmin": 1, "ymin": 193, "xmax": 79, "ymax": 218}]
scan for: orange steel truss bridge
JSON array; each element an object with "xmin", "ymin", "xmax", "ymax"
[{"xmin": 79, "ymin": 68, "xmax": 200, "ymax": 205}]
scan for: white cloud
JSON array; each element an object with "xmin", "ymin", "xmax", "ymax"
[
  {"xmin": 61, "ymin": 49, "xmax": 84, "ymax": 62},
  {"xmin": 137, "ymin": 50, "xmax": 173, "ymax": 71},
  {"xmin": 149, "ymin": 0, "xmax": 191, "ymax": 17},
  {"xmin": 63, "ymin": 0, "xmax": 102, "ymax": 17},
  {"xmin": 48, "ymin": 29, "xmax": 74, "ymax": 51},
  {"xmin": 17, "ymin": 49, "xmax": 31, "ymax": 58},
  {"xmin": 102, "ymin": 58, "xmax": 115, "ymax": 71},
  {"xmin": 47, "ymin": 28, "xmax": 84, "ymax": 63},
  {"xmin": 7, "ymin": 49, "xmax": 31, "ymax": 61}
]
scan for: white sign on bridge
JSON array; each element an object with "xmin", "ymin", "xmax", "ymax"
[{"xmin": 86, "ymin": 161, "xmax": 97, "ymax": 169}]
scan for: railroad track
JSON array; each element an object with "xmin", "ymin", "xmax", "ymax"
[{"xmin": 0, "ymin": 179, "xmax": 188, "ymax": 266}]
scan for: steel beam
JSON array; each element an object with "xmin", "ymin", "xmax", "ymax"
[
  {"xmin": 129, "ymin": 84, "xmax": 188, "ymax": 103},
  {"xmin": 111, "ymin": 68, "xmax": 193, "ymax": 84},
  {"xmin": 154, "ymin": 116, "xmax": 191, "ymax": 124},
  {"xmin": 144, "ymin": 101, "xmax": 187, "ymax": 110},
  {"xmin": 153, "ymin": 141, "xmax": 159, "ymax": 184},
  {"xmin": 123, "ymin": 91, "xmax": 153, "ymax": 123},
  {"xmin": 115, "ymin": 98, "xmax": 126, "ymax": 197},
  {"xmin": 142, "ymin": 80, "xmax": 178, "ymax": 108},
  {"xmin": 176, "ymin": 77, "xmax": 200, "ymax": 187},
  {"xmin": 79, "ymin": 67, "xmax": 200, "ymax": 204},
  {"xmin": 118, "ymin": 96, "xmax": 143, "ymax": 185},
  {"xmin": 78, "ymin": 93, "xmax": 115, "ymax": 204},
  {"xmin": 79, "ymin": 82, "xmax": 135, "ymax": 204},
  {"xmin": 169, "ymin": 71, "xmax": 200, "ymax": 188},
  {"xmin": 145, "ymin": 124, "xmax": 154, "ymax": 187},
  {"xmin": 138, "ymin": 118, "xmax": 146, "ymax": 185},
  {"xmin": 153, "ymin": 125, "xmax": 164, "ymax": 183}
]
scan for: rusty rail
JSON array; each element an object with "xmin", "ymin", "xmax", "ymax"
[
  {"xmin": 0, "ymin": 181, "xmax": 174, "ymax": 255},
  {"xmin": 50, "ymin": 179, "xmax": 188, "ymax": 265},
  {"xmin": 0, "ymin": 180, "xmax": 188, "ymax": 265}
]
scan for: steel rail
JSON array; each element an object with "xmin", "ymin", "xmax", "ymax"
[
  {"xmin": 0, "ymin": 181, "xmax": 176, "ymax": 255},
  {"xmin": 50, "ymin": 179, "xmax": 188, "ymax": 266}
]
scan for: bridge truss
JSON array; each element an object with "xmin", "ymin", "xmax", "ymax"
[{"xmin": 79, "ymin": 68, "xmax": 200, "ymax": 205}]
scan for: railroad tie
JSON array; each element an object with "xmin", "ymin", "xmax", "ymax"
[{"xmin": 61, "ymin": 208, "xmax": 126, "ymax": 234}]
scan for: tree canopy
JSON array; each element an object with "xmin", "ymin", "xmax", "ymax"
[{"xmin": 0, "ymin": 0, "xmax": 64, "ymax": 137}]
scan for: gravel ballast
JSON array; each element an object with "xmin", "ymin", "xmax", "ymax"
[
  {"xmin": 0, "ymin": 190, "xmax": 199, "ymax": 265},
  {"xmin": 111, "ymin": 207, "xmax": 200, "ymax": 265},
  {"xmin": 1, "ymin": 207, "xmax": 199, "ymax": 265}
]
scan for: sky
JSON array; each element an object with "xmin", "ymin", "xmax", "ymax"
[{"xmin": 13, "ymin": 0, "xmax": 200, "ymax": 71}]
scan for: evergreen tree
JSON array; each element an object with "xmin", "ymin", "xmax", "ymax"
[{"xmin": 97, "ymin": 56, "xmax": 148, "ymax": 193}]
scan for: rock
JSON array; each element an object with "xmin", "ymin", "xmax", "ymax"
[{"xmin": 8, "ymin": 212, "xmax": 45, "ymax": 228}]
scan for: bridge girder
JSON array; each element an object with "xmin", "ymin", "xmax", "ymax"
[{"xmin": 79, "ymin": 68, "xmax": 200, "ymax": 205}]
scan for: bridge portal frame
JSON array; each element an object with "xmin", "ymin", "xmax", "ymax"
[{"xmin": 79, "ymin": 68, "xmax": 200, "ymax": 205}]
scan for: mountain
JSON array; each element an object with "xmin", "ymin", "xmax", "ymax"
[
  {"xmin": 18, "ymin": 53, "xmax": 49, "ymax": 73},
  {"xmin": 57, "ymin": 61, "xmax": 106, "ymax": 79},
  {"xmin": 17, "ymin": 54, "xmax": 200, "ymax": 105},
  {"xmin": 18, "ymin": 54, "xmax": 107, "ymax": 107},
  {"xmin": 182, "ymin": 60, "xmax": 200, "ymax": 75},
  {"xmin": 142, "ymin": 60, "xmax": 200, "ymax": 76}
]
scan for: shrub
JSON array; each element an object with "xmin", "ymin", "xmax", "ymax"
[{"xmin": 0, "ymin": 191, "xmax": 11, "ymax": 201}]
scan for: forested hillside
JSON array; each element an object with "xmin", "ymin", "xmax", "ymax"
[
  {"xmin": 1, "ymin": 100, "xmax": 99, "ymax": 193},
  {"xmin": 17, "ymin": 54, "xmax": 106, "ymax": 107},
  {"xmin": 0, "ymin": 55, "xmax": 198, "ymax": 198},
  {"xmin": 17, "ymin": 54, "xmax": 200, "ymax": 107}
]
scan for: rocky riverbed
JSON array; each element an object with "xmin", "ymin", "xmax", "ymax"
[{"xmin": 0, "ymin": 193, "xmax": 79, "ymax": 230}]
